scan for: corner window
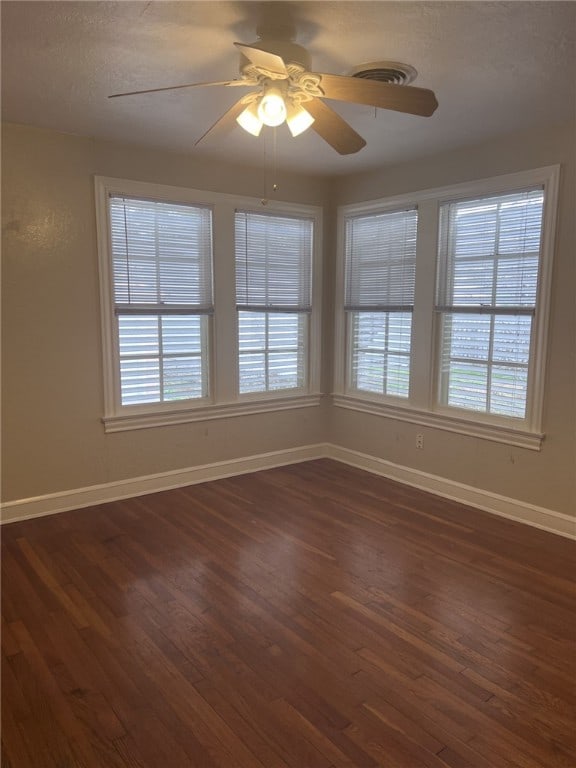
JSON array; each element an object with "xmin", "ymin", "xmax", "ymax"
[
  {"xmin": 335, "ymin": 166, "xmax": 559, "ymax": 449},
  {"xmin": 95, "ymin": 177, "xmax": 322, "ymax": 432}
]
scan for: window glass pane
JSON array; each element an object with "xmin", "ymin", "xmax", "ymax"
[
  {"xmin": 238, "ymin": 311, "xmax": 266, "ymax": 352},
  {"xmin": 387, "ymin": 313, "xmax": 413, "ymax": 354},
  {"xmin": 354, "ymin": 351, "xmax": 385, "ymax": 394},
  {"xmin": 452, "ymin": 260, "xmax": 494, "ymax": 305},
  {"xmin": 350, "ymin": 312, "xmax": 411, "ymax": 398},
  {"xmin": 120, "ymin": 359, "xmax": 160, "ymax": 405},
  {"xmin": 161, "ymin": 316, "xmax": 202, "ymax": 355},
  {"xmin": 118, "ymin": 316, "xmax": 159, "ymax": 357},
  {"xmin": 354, "ymin": 312, "xmax": 386, "ymax": 349},
  {"xmin": 498, "ymin": 196, "xmax": 543, "ymax": 255},
  {"xmin": 444, "ymin": 314, "xmax": 491, "ymax": 361},
  {"xmin": 269, "ymin": 351, "xmax": 300, "ymax": 390},
  {"xmin": 158, "ymin": 259, "xmax": 203, "ymax": 305},
  {"xmin": 490, "ymin": 366, "xmax": 528, "ymax": 418},
  {"xmin": 268, "ymin": 313, "xmax": 300, "ymax": 349},
  {"xmin": 495, "ymin": 256, "xmax": 538, "ymax": 306},
  {"xmin": 453, "ymin": 204, "xmax": 497, "ymax": 258},
  {"xmin": 238, "ymin": 312, "xmax": 306, "ymax": 394},
  {"xmin": 386, "ymin": 355, "xmax": 410, "ymax": 398},
  {"xmin": 446, "ymin": 361, "xmax": 488, "ymax": 412},
  {"xmin": 118, "ymin": 314, "xmax": 206, "ymax": 405},
  {"xmin": 239, "ymin": 352, "xmax": 266, "ymax": 394},
  {"xmin": 493, "ymin": 316, "xmax": 532, "ymax": 365},
  {"xmin": 163, "ymin": 357, "xmax": 203, "ymax": 401},
  {"xmin": 440, "ymin": 313, "xmax": 531, "ymax": 417}
]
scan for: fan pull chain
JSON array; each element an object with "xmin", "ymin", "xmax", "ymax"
[
  {"xmin": 272, "ymin": 127, "xmax": 278, "ymax": 193},
  {"xmin": 261, "ymin": 127, "xmax": 279, "ymax": 206},
  {"xmin": 262, "ymin": 128, "xmax": 267, "ymax": 203}
]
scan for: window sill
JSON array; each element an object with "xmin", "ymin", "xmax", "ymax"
[
  {"xmin": 332, "ymin": 394, "xmax": 543, "ymax": 451},
  {"xmin": 102, "ymin": 394, "xmax": 322, "ymax": 433}
]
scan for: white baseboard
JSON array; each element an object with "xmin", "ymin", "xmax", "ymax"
[
  {"xmin": 0, "ymin": 444, "xmax": 329, "ymax": 525},
  {"xmin": 324, "ymin": 444, "xmax": 576, "ymax": 540},
  {"xmin": 2, "ymin": 442, "xmax": 574, "ymax": 539}
]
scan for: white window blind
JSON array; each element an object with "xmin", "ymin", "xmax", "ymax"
[
  {"xmin": 436, "ymin": 188, "xmax": 544, "ymax": 418},
  {"xmin": 344, "ymin": 208, "xmax": 417, "ymax": 397},
  {"xmin": 109, "ymin": 195, "xmax": 213, "ymax": 406},
  {"xmin": 235, "ymin": 211, "xmax": 313, "ymax": 394}
]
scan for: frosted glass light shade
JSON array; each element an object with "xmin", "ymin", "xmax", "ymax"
[
  {"xmin": 236, "ymin": 102, "xmax": 263, "ymax": 136},
  {"xmin": 286, "ymin": 103, "xmax": 315, "ymax": 137}
]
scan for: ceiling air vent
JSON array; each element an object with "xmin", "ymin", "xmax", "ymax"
[{"xmin": 347, "ymin": 61, "xmax": 417, "ymax": 86}]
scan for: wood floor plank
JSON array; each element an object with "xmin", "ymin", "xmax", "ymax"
[{"xmin": 2, "ymin": 459, "xmax": 575, "ymax": 767}]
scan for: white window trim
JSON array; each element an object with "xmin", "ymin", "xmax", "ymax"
[
  {"xmin": 334, "ymin": 166, "xmax": 560, "ymax": 450},
  {"xmin": 95, "ymin": 176, "xmax": 322, "ymax": 432}
]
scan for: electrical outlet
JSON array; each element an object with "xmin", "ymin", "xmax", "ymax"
[{"xmin": 416, "ymin": 433, "xmax": 424, "ymax": 449}]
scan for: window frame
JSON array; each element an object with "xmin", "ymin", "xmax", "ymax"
[
  {"xmin": 334, "ymin": 166, "xmax": 560, "ymax": 450},
  {"xmin": 95, "ymin": 176, "xmax": 322, "ymax": 432}
]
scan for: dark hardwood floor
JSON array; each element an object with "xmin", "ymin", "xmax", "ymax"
[{"xmin": 2, "ymin": 459, "xmax": 575, "ymax": 767}]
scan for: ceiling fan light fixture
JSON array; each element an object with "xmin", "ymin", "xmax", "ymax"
[
  {"xmin": 257, "ymin": 86, "xmax": 287, "ymax": 127},
  {"xmin": 286, "ymin": 101, "xmax": 314, "ymax": 137},
  {"xmin": 110, "ymin": 38, "xmax": 438, "ymax": 155},
  {"xmin": 236, "ymin": 101, "xmax": 263, "ymax": 136}
]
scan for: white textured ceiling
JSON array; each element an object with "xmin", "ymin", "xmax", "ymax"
[{"xmin": 2, "ymin": 1, "xmax": 575, "ymax": 176}]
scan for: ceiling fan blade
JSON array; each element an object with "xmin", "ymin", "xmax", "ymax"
[
  {"xmin": 303, "ymin": 99, "xmax": 366, "ymax": 155},
  {"xmin": 314, "ymin": 73, "xmax": 438, "ymax": 117},
  {"xmin": 194, "ymin": 97, "xmax": 248, "ymax": 146},
  {"xmin": 234, "ymin": 42, "xmax": 288, "ymax": 77},
  {"xmin": 109, "ymin": 80, "xmax": 251, "ymax": 99}
]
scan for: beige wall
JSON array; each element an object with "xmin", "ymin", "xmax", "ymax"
[
  {"xmin": 3, "ymin": 120, "xmax": 575, "ymax": 518},
  {"xmin": 328, "ymin": 121, "xmax": 576, "ymax": 516},
  {"xmin": 1, "ymin": 123, "xmax": 330, "ymax": 501}
]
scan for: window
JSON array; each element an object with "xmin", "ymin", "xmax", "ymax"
[
  {"xmin": 96, "ymin": 177, "xmax": 322, "ymax": 432},
  {"xmin": 335, "ymin": 167, "xmax": 559, "ymax": 449},
  {"xmin": 235, "ymin": 211, "xmax": 313, "ymax": 395},
  {"xmin": 344, "ymin": 208, "xmax": 417, "ymax": 398},
  {"xmin": 436, "ymin": 189, "xmax": 543, "ymax": 419},
  {"xmin": 109, "ymin": 196, "xmax": 213, "ymax": 407}
]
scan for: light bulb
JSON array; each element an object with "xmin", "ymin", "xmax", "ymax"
[
  {"xmin": 257, "ymin": 87, "xmax": 287, "ymax": 127},
  {"xmin": 286, "ymin": 102, "xmax": 315, "ymax": 137},
  {"xmin": 236, "ymin": 102, "xmax": 263, "ymax": 136}
]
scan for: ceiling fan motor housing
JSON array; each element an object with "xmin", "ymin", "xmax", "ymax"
[{"xmin": 239, "ymin": 39, "xmax": 311, "ymax": 74}]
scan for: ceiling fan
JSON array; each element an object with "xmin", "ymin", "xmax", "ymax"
[{"xmin": 109, "ymin": 35, "xmax": 438, "ymax": 155}]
